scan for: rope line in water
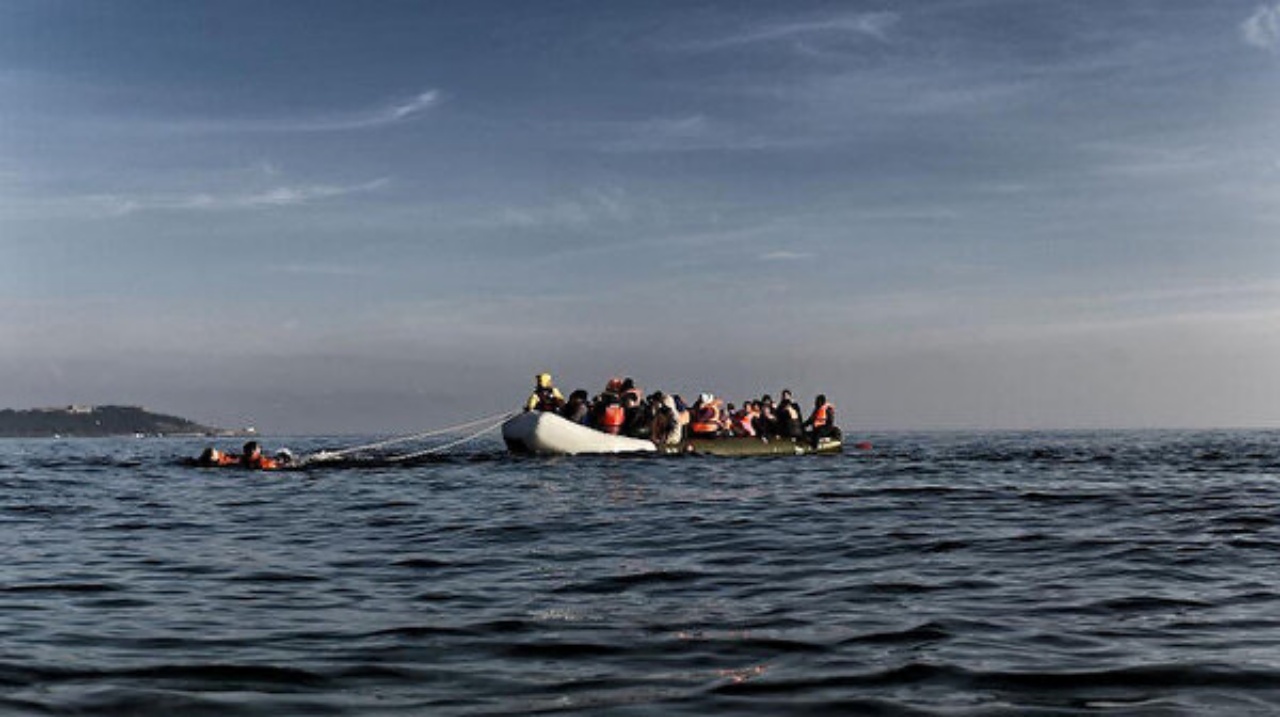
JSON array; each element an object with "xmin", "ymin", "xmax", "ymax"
[
  {"xmin": 304, "ymin": 411, "xmax": 514, "ymax": 463},
  {"xmin": 385, "ymin": 413, "xmax": 513, "ymax": 462}
]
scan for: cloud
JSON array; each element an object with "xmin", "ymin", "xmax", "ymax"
[
  {"xmin": 264, "ymin": 89, "xmax": 440, "ymax": 132},
  {"xmin": 90, "ymin": 178, "xmax": 389, "ymax": 216},
  {"xmin": 477, "ymin": 189, "xmax": 637, "ymax": 229},
  {"xmin": 343, "ymin": 89, "xmax": 441, "ymax": 129},
  {"xmin": 1243, "ymin": 4, "xmax": 1280, "ymax": 51},
  {"xmin": 759, "ymin": 250, "xmax": 815, "ymax": 261},
  {"xmin": 144, "ymin": 89, "xmax": 441, "ymax": 134},
  {"xmin": 692, "ymin": 11, "xmax": 900, "ymax": 50}
]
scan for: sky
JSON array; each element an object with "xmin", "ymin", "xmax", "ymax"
[{"xmin": 2, "ymin": 0, "xmax": 1279, "ymax": 433}]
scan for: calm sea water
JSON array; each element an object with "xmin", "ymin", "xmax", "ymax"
[{"xmin": 2, "ymin": 431, "xmax": 1280, "ymax": 716}]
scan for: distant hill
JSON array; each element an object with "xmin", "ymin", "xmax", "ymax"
[{"xmin": 0, "ymin": 405, "xmax": 223, "ymax": 437}]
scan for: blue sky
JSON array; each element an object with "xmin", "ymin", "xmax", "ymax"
[{"xmin": 2, "ymin": 0, "xmax": 1279, "ymax": 433}]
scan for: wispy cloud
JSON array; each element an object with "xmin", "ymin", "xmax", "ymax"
[
  {"xmin": 90, "ymin": 178, "xmax": 389, "ymax": 216},
  {"xmin": 278, "ymin": 263, "xmax": 384, "ymax": 278},
  {"xmin": 576, "ymin": 114, "xmax": 821, "ymax": 153},
  {"xmin": 258, "ymin": 89, "xmax": 441, "ymax": 132},
  {"xmin": 691, "ymin": 11, "xmax": 900, "ymax": 51},
  {"xmin": 1080, "ymin": 140, "xmax": 1217, "ymax": 178},
  {"xmin": 759, "ymin": 250, "xmax": 815, "ymax": 261},
  {"xmin": 481, "ymin": 188, "xmax": 636, "ymax": 229},
  {"xmin": 1243, "ymin": 3, "xmax": 1280, "ymax": 51},
  {"xmin": 145, "ymin": 89, "xmax": 441, "ymax": 134}
]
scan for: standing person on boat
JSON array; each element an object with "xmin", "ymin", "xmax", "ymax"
[
  {"xmin": 525, "ymin": 373, "xmax": 566, "ymax": 412},
  {"xmin": 804, "ymin": 394, "xmax": 840, "ymax": 447},
  {"xmin": 775, "ymin": 390, "xmax": 805, "ymax": 440}
]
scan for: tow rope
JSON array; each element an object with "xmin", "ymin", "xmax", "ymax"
[{"xmin": 303, "ymin": 411, "xmax": 514, "ymax": 465}]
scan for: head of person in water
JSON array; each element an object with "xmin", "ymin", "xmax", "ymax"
[
  {"xmin": 242, "ymin": 441, "xmax": 261, "ymax": 459},
  {"xmin": 198, "ymin": 447, "xmax": 219, "ymax": 465}
]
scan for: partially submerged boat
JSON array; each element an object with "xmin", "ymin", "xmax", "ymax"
[
  {"xmin": 502, "ymin": 411, "xmax": 656, "ymax": 455},
  {"xmin": 675, "ymin": 434, "xmax": 842, "ymax": 457},
  {"xmin": 502, "ymin": 411, "xmax": 841, "ymax": 457}
]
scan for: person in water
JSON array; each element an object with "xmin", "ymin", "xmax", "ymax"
[
  {"xmin": 525, "ymin": 372, "xmax": 566, "ymax": 412},
  {"xmin": 241, "ymin": 441, "xmax": 281, "ymax": 470},
  {"xmin": 197, "ymin": 447, "xmax": 240, "ymax": 466}
]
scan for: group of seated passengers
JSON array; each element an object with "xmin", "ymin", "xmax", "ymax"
[{"xmin": 526, "ymin": 374, "xmax": 839, "ymax": 446}]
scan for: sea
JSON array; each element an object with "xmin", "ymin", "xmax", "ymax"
[{"xmin": 2, "ymin": 430, "xmax": 1279, "ymax": 716}]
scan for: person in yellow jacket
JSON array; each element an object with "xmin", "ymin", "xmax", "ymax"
[{"xmin": 525, "ymin": 372, "xmax": 566, "ymax": 412}]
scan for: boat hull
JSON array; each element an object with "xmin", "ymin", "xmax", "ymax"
[
  {"xmin": 502, "ymin": 411, "xmax": 657, "ymax": 455},
  {"xmin": 503, "ymin": 411, "xmax": 842, "ymax": 457},
  {"xmin": 672, "ymin": 435, "xmax": 842, "ymax": 456}
]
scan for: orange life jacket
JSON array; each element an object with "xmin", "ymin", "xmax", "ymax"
[
  {"xmin": 600, "ymin": 404, "xmax": 626, "ymax": 434},
  {"xmin": 245, "ymin": 454, "xmax": 280, "ymax": 470},
  {"xmin": 690, "ymin": 403, "xmax": 721, "ymax": 436},
  {"xmin": 809, "ymin": 402, "xmax": 835, "ymax": 428},
  {"xmin": 216, "ymin": 453, "xmax": 241, "ymax": 467}
]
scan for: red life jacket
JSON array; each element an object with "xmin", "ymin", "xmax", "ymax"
[{"xmin": 600, "ymin": 404, "xmax": 626, "ymax": 434}]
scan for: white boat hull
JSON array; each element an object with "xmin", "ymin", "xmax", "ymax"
[{"xmin": 502, "ymin": 411, "xmax": 657, "ymax": 455}]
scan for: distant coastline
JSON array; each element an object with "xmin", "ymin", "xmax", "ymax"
[{"xmin": 0, "ymin": 405, "xmax": 243, "ymax": 438}]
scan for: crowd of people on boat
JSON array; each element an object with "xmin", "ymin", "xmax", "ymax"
[{"xmin": 525, "ymin": 373, "xmax": 840, "ymax": 447}]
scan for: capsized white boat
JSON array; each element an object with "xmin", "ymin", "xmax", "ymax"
[{"xmin": 502, "ymin": 411, "xmax": 657, "ymax": 455}]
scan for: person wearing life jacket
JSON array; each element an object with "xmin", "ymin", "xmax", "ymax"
[
  {"xmin": 242, "ymin": 441, "xmax": 280, "ymax": 471},
  {"xmin": 594, "ymin": 392, "xmax": 626, "ymax": 435},
  {"xmin": 804, "ymin": 394, "xmax": 840, "ymax": 447},
  {"xmin": 525, "ymin": 372, "xmax": 566, "ymax": 412},
  {"xmin": 689, "ymin": 393, "xmax": 724, "ymax": 437},
  {"xmin": 197, "ymin": 447, "xmax": 240, "ymax": 467},
  {"xmin": 732, "ymin": 403, "xmax": 758, "ymax": 437}
]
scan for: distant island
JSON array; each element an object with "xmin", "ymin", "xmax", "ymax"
[{"xmin": 0, "ymin": 405, "xmax": 238, "ymax": 438}]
